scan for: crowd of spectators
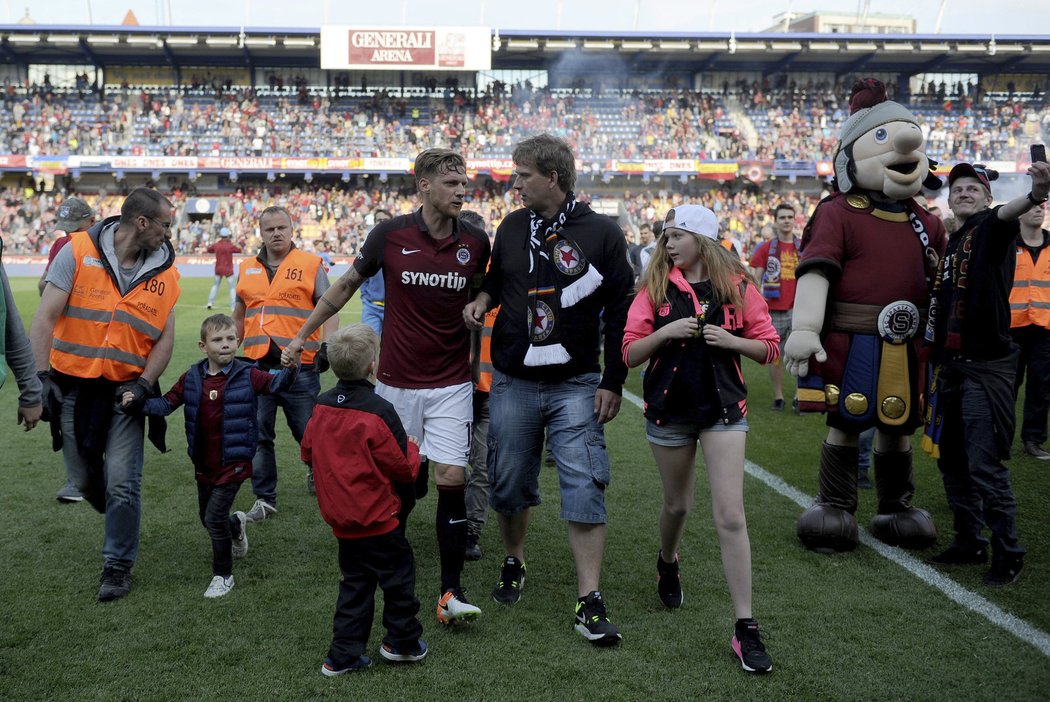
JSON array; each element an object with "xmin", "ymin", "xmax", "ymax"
[{"xmin": 5, "ymin": 80, "xmax": 1047, "ymax": 164}]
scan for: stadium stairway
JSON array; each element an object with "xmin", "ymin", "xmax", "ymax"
[{"xmin": 724, "ymin": 95, "xmax": 760, "ymax": 154}]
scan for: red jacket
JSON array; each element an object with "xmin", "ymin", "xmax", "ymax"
[{"xmin": 301, "ymin": 379, "xmax": 420, "ymax": 539}]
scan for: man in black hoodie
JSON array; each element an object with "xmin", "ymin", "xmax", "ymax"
[{"xmin": 463, "ymin": 134, "xmax": 633, "ymax": 645}]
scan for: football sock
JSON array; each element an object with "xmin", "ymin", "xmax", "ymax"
[{"xmin": 436, "ymin": 483, "xmax": 467, "ymax": 594}]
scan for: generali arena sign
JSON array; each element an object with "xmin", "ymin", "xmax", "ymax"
[{"xmin": 321, "ymin": 26, "xmax": 491, "ymax": 71}]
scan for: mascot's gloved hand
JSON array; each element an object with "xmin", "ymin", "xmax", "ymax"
[
  {"xmin": 784, "ymin": 331, "xmax": 826, "ymax": 378},
  {"xmin": 314, "ymin": 342, "xmax": 330, "ymax": 373},
  {"xmin": 783, "ymin": 272, "xmax": 831, "ymax": 378},
  {"xmin": 38, "ymin": 370, "xmax": 64, "ymax": 423},
  {"xmin": 117, "ymin": 377, "xmax": 153, "ymax": 414}
]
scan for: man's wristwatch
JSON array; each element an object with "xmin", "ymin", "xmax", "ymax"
[{"xmin": 1027, "ymin": 191, "xmax": 1049, "ymax": 205}]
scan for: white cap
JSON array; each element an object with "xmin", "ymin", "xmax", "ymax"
[{"xmin": 664, "ymin": 204, "xmax": 719, "ymax": 240}]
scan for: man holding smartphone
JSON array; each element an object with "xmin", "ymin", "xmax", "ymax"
[{"xmin": 923, "ymin": 155, "xmax": 1050, "ymax": 587}]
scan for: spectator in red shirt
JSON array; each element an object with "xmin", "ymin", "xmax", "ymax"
[
  {"xmin": 38, "ymin": 196, "xmax": 95, "ymax": 297},
  {"xmin": 206, "ymin": 227, "xmax": 242, "ymax": 310}
]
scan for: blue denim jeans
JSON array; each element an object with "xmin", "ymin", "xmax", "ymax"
[
  {"xmin": 487, "ymin": 370, "xmax": 611, "ymax": 524},
  {"xmin": 207, "ymin": 273, "xmax": 238, "ymax": 309},
  {"xmin": 936, "ymin": 376, "xmax": 1025, "ymax": 558},
  {"xmin": 251, "ymin": 367, "xmax": 320, "ymax": 505},
  {"xmin": 60, "ymin": 386, "xmax": 145, "ymax": 572}
]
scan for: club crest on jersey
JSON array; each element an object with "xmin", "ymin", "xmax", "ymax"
[
  {"xmin": 456, "ymin": 246, "xmax": 472, "ymax": 265},
  {"xmin": 553, "ymin": 241, "xmax": 584, "ymax": 276},
  {"xmin": 529, "ymin": 301, "xmax": 555, "ymax": 342}
]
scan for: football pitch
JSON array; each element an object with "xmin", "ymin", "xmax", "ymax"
[{"xmin": 1, "ymin": 277, "xmax": 1047, "ymax": 701}]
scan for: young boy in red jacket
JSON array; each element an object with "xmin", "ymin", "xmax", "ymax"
[{"xmin": 302, "ymin": 323, "xmax": 427, "ymax": 676}]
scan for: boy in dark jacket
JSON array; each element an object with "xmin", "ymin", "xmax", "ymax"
[
  {"xmin": 302, "ymin": 323, "xmax": 427, "ymax": 676},
  {"xmin": 123, "ymin": 314, "xmax": 297, "ymax": 598}
]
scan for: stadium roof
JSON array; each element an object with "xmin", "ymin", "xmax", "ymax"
[{"xmin": 3, "ymin": 25, "xmax": 1050, "ymax": 76}]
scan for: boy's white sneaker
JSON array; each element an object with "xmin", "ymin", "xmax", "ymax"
[
  {"xmin": 244, "ymin": 499, "xmax": 277, "ymax": 523},
  {"xmin": 204, "ymin": 575, "xmax": 235, "ymax": 598},
  {"xmin": 231, "ymin": 511, "xmax": 249, "ymax": 558}
]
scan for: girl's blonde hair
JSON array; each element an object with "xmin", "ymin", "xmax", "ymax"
[{"xmin": 639, "ymin": 220, "xmax": 750, "ymax": 309}]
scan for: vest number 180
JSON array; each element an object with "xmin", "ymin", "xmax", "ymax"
[{"xmin": 143, "ymin": 278, "xmax": 166, "ymax": 295}]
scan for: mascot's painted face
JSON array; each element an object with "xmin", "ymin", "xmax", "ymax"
[{"xmin": 850, "ymin": 120, "xmax": 929, "ymax": 200}]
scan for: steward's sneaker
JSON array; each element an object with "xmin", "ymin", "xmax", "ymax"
[
  {"xmin": 56, "ymin": 481, "xmax": 84, "ymax": 503},
  {"xmin": 307, "ymin": 469, "xmax": 316, "ymax": 496},
  {"xmin": 1023, "ymin": 441, "xmax": 1050, "ymax": 460},
  {"xmin": 321, "ymin": 656, "xmax": 372, "ymax": 677},
  {"xmin": 380, "ymin": 639, "xmax": 428, "ymax": 663},
  {"xmin": 492, "ymin": 556, "xmax": 526, "ymax": 604},
  {"xmin": 573, "ymin": 591, "xmax": 622, "ymax": 646},
  {"xmin": 926, "ymin": 543, "xmax": 988, "ymax": 565},
  {"xmin": 244, "ymin": 499, "xmax": 277, "ymax": 523},
  {"xmin": 464, "ymin": 531, "xmax": 482, "ymax": 561},
  {"xmin": 97, "ymin": 567, "xmax": 132, "ymax": 602},
  {"xmin": 204, "ymin": 575, "xmax": 235, "ymax": 598},
  {"xmin": 436, "ymin": 588, "xmax": 482, "ymax": 625},
  {"xmin": 732, "ymin": 619, "xmax": 772, "ymax": 674},
  {"xmin": 231, "ymin": 511, "xmax": 249, "ymax": 559},
  {"xmin": 657, "ymin": 553, "xmax": 683, "ymax": 608},
  {"xmin": 771, "ymin": 399, "xmax": 785, "ymax": 411},
  {"xmin": 983, "ymin": 557, "xmax": 1024, "ymax": 587}
]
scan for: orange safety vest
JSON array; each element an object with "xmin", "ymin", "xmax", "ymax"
[
  {"xmin": 51, "ymin": 231, "xmax": 181, "ymax": 382},
  {"xmin": 1010, "ymin": 243, "xmax": 1050, "ymax": 329},
  {"xmin": 237, "ymin": 248, "xmax": 323, "ymax": 363},
  {"xmin": 476, "ymin": 306, "xmax": 499, "ymax": 393}
]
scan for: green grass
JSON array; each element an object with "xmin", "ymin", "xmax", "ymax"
[{"xmin": 1, "ymin": 277, "xmax": 1048, "ymax": 701}]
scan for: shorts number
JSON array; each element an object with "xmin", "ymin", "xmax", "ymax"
[{"xmin": 143, "ymin": 279, "xmax": 166, "ymax": 295}]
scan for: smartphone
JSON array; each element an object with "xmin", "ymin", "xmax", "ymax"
[{"xmin": 1032, "ymin": 144, "xmax": 1047, "ymax": 164}]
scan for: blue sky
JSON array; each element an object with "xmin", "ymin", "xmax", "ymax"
[{"xmin": 5, "ymin": 1, "xmax": 1038, "ymax": 36}]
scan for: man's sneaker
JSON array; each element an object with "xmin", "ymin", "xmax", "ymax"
[
  {"xmin": 436, "ymin": 588, "xmax": 482, "ymax": 625},
  {"xmin": 244, "ymin": 499, "xmax": 277, "ymax": 523},
  {"xmin": 307, "ymin": 469, "xmax": 316, "ymax": 496},
  {"xmin": 56, "ymin": 481, "xmax": 84, "ymax": 503},
  {"xmin": 380, "ymin": 639, "xmax": 428, "ymax": 663},
  {"xmin": 492, "ymin": 556, "xmax": 526, "ymax": 604},
  {"xmin": 771, "ymin": 398, "xmax": 785, "ymax": 411},
  {"xmin": 926, "ymin": 543, "xmax": 988, "ymax": 565},
  {"xmin": 574, "ymin": 591, "xmax": 622, "ymax": 646},
  {"xmin": 97, "ymin": 568, "xmax": 132, "ymax": 602},
  {"xmin": 321, "ymin": 656, "xmax": 372, "ymax": 677},
  {"xmin": 1023, "ymin": 441, "xmax": 1050, "ymax": 460},
  {"xmin": 204, "ymin": 575, "xmax": 235, "ymax": 598},
  {"xmin": 465, "ymin": 531, "xmax": 482, "ymax": 561},
  {"xmin": 231, "ymin": 511, "xmax": 249, "ymax": 559},
  {"xmin": 657, "ymin": 553, "xmax": 683, "ymax": 609},
  {"xmin": 983, "ymin": 557, "xmax": 1024, "ymax": 587},
  {"xmin": 732, "ymin": 619, "xmax": 773, "ymax": 674}
]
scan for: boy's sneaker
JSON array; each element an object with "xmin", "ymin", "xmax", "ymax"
[
  {"xmin": 492, "ymin": 556, "xmax": 526, "ymax": 604},
  {"xmin": 56, "ymin": 481, "xmax": 84, "ymax": 503},
  {"xmin": 321, "ymin": 656, "xmax": 372, "ymax": 677},
  {"xmin": 656, "ymin": 552, "xmax": 683, "ymax": 608},
  {"xmin": 231, "ymin": 511, "xmax": 249, "ymax": 559},
  {"xmin": 732, "ymin": 619, "xmax": 773, "ymax": 674},
  {"xmin": 380, "ymin": 639, "xmax": 428, "ymax": 663},
  {"xmin": 983, "ymin": 556, "xmax": 1024, "ymax": 587},
  {"xmin": 574, "ymin": 591, "xmax": 622, "ymax": 646},
  {"xmin": 436, "ymin": 588, "xmax": 482, "ymax": 625},
  {"xmin": 464, "ymin": 531, "xmax": 482, "ymax": 561},
  {"xmin": 204, "ymin": 575, "xmax": 235, "ymax": 598},
  {"xmin": 926, "ymin": 543, "xmax": 988, "ymax": 565},
  {"xmin": 97, "ymin": 567, "xmax": 132, "ymax": 602},
  {"xmin": 244, "ymin": 499, "xmax": 277, "ymax": 523}
]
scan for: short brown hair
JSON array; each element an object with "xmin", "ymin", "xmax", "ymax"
[
  {"xmin": 120, "ymin": 187, "xmax": 173, "ymax": 225},
  {"xmin": 200, "ymin": 314, "xmax": 236, "ymax": 341},
  {"xmin": 513, "ymin": 134, "xmax": 576, "ymax": 193},
  {"xmin": 326, "ymin": 323, "xmax": 379, "ymax": 381},
  {"xmin": 414, "ymin": 149, "xmax": 466, "ymax": 187}
]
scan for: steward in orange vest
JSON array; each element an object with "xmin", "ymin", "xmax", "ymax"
[
  {"xmin": 30, "ymin": 188, "xmax": 181, "ymax": 602},
  {"xmin": 1009, "ymin": 203, "xmax": 1050, "ymax": 459}
]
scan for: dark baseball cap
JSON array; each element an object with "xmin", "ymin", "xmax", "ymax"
[
  {"xmin": 947, "ymin": 163, "xmax": 993, "ymax": 194},
  {"xmin": 54, "ymin": 197, "xmax": 95, "ymax": 232}
]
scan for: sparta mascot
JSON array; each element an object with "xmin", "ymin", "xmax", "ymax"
[{"xmin": 785, "ymin": 79, "xmax": 946, "ymax": 553}]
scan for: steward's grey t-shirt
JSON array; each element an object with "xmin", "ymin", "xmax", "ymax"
[{"xmin": 46, "ymin": 223, "xmax": 153, "ymax": 295}]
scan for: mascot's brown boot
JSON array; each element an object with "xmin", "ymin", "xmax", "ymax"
[
  {"xmin": 797, "ymin": 442, "xmax": 860, "ymax": 553},
  {"xmin": 869, "ymin": 449, "xmax": 937, "ymax": 549}
]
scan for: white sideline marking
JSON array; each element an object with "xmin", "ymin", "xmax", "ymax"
[{"xmin": 620, "ymin": 389, "xmax": 1050, "ymax": 658}]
